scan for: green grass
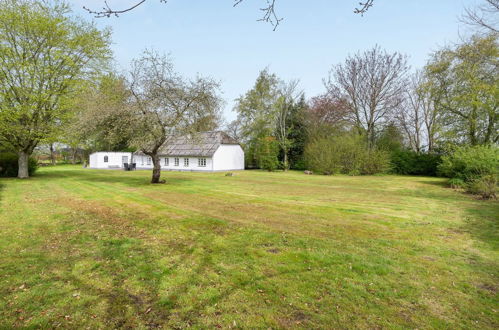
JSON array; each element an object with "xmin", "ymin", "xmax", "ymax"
[{"xmin": 0, "ymin": 165, "xmax": 497, "ymax": 328}]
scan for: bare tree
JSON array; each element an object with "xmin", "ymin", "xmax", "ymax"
[
  {"xmin": 84, "ymin": 0, "xmax": 376, "ymax": 30},
  {"xmin": 461, "ymin": 0, "xmax": 499, "ymax": 33},
  {"xmin": 398, "ymin": 72, "xmax": 424, "ymax": 152},
  {"xmin": 398, "ymin": 71, "xmax": 443, "ymax": 153},
  {"xmin": 127, "ymin": 51, "xmax": 222, "ymax": 183},
  {"xmin": 326, "ymin": 46, "xmax": 409, "ymax": 149},
  {"xmin": 308, "ymin": 92, "xmax": 351, "ymax": 129},
  {"xmin": 226, "ymin": 119, "xmax": 243, "ymax": 142}
]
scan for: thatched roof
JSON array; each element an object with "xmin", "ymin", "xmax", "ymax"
[{"xmin": 156, "ymin": 131, "xmax": 239, "ymax": 157}]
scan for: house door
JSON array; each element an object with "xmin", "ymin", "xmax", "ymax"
[{"xmin": 122, "ymin": 156, "xmax": 128, "ymax": 165}]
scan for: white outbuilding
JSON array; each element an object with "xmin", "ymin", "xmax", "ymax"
[{"xmin": 88, "ymin": 131, "xmax": 244, "ymax": 172}]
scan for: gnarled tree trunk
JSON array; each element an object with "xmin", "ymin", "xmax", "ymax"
[
  {"xmin": 150, "ymin": 154, "xmax": 162, "ymax": 184},
  {"xmin": 18, "ymin": 151, "xmax": 30, "ymax": 179}
]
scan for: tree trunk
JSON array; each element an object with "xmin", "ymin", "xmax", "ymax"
[
  {"xmin": 367, "ymin": 123, "xmax": 376, "ymax": 150},
  {"xmin": 283, "ymin": 151, "xmax": 289, "ymax": 171},
  {"xmin": 18, "ymin": 151, "xmax": 30, "ymax": 179},
  {"xmin": 71, "ymin": 148, "xmax": 77, "ymax": 164},
  {"xmin": 150, "ymin": 154, "xmax": 162, "ymax": 184},
  {"xmin": 50, "ymin": 143, "xmax": 56, "ymax": 165}
]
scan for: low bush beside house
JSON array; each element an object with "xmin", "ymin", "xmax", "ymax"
[
  {"xmin": 438, "ymin": 145, "xmax": 498, "ymax": 199},
  {"xmin": 0, "ymin": 152, "xmax": 38, "ymax": 177}
]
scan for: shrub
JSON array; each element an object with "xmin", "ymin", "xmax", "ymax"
[
  {"xmin": 467, "ymin": 175, "xmax": 497, "ymax": 199},
  {"xmin": 390, "ymin": 150, "xmax": 442, "ymax": 176},
  {"xmin": 438, "ymin": 145, "xmax": 498, "ymax": 199},
  {"xmin": 438, "ymin": 145, "xmax": 498, "ymax": 181},
  {"xmin": 304, "ymin": 133, "xmax": 390, "ymax": 175},
  {"xmin": 448, "ymin": 178, "xmax": 466, "ymax": 189},
  {"xmin": 361, "ymin": 149, "xmax": 391, "ymax": 175},
  {"xmin": 0, "ymin": 152, "xmax": 38, "ymax": 177}
]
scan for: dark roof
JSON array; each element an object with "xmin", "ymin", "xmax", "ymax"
[{"xmin": 157, "ymin": 131, "xmax": 239, "ymax": 157}]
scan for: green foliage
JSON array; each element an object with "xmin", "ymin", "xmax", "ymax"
[
  {"xmin": 0, "ymin": 0, "xmax": 111, "ymax": 177},
  {"xmin": 305, "ymin": 133, "xmax": 390, "ymax": 175},
  {"xmin": 256, "ymin": 137, "xmax": 279, "ymax": 171},
  {"xmin": 377, "ymin": 123, "xmax": 404, "ymax": 152},
  {"xmin": 390, "ymin": 150, "xmax": 442, "ymax": 176},
  {"xmin": 234, "ymin": 69, "xmax": 281, "ymax": 167},
  {"xmin": 234, "ymin": 69, "xmax": 307, "ymax": 170},
  {"xmin": 438, "ymin": 145, "xmax": 498, "ymax": 198},
  {"xmin": 361, "ymin": 149, "xmax": 391, "ymax": 175},
  {"xmin": 448, "ymin": 178, "xmax": 465, "ymax": 189},
  {"xmin": 438, "ymin": 145, "xmax": 498, "ymax": 180},
  {"xmin": 0, "ymin": 153, "xmax": 37, "ymax": 177},
  {"xmin": 287, "ymin": 95, "xmax": 308, "ymax": 170},
  {"xmin": 425, "ymin": 34, "xmax": 498, "ymax": 145},
  {"xmin": 467, "ymin": 175, "xmax": 497, "ymax": 199}
]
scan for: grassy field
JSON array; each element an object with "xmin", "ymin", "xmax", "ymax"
[{"xmin": 0, "ymin": 166, "xmax": 497, "ymax": 328}]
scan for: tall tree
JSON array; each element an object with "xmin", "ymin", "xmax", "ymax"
[
  {"xmin": 287, "ymin": 94, "xmax": 308, "ymax": 169},
  {"xmin": 76, "ymin": 74, "xmax": 134, "ymax": 152},
  {"xmin": 274, "ymin": 80, "xmax": 300, "ymax": 170},
  {"xmin": 425, "ymin": 34, "xmax": 498, "ymax": 146},
  {"xmin": 0, "ymin": 0, "xmax": 111, "ymax": 178},
  {"xmin": 91, "ymin": 51, "xmax": 222, "ymax": 184},
  {"xmin": 234, "ymin": 69, "xmax": 281, "ymax": 167},
  {"xmin": 397, "ymin": 71, "xmax": 441, "ymax": 152},
  {"xmin": 326, "ymin": 46, "xmax": 409, "ymax": 149}
]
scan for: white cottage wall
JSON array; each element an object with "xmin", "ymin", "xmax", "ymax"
[
  {"xmin": 89, "ymin": 152, "xmax": 131, "ymax": 169},
  {"xmin": 212, "ymin": 145, "xmax": 244, "ymax": 171},
  {"xmin": 134, "ymin": 156, "xmax": 214, "ymax": 171}
]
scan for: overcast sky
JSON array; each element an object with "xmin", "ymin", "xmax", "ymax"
[{"xmin": 72, "ymin": 0, "xmax": 479, "ymax": 122}]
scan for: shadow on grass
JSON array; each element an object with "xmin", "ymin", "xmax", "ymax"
[
  {"xmin": 0, "ymin": 181, "xmax": 3, "ymax": 202},
  {"xmin": 9, "ymin": 209, "xmax": 307, "ymax": 328},
  {"xmin": 36, "ymin": 168, "xmax": 193, "ymax": 188},
  {"xmin": 417, "ymin": 179, "xmax": 448, "ymax": 188},
  {"xmin": 463, "ymin": 198, "xmax": 499, "ymax": 251}
]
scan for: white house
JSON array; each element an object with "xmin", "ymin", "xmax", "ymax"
[{"xmin": 88, "ymin": 131, "xmax": 244, "ymax": 172}]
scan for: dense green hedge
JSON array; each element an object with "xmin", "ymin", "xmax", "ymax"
[
  {"xmin": 390, "ymin": 150, "xmax": 442, "ymax": 176},
  {"xmin": 0, "ymin": 152, "xmax": 38, "ymax": 177}
]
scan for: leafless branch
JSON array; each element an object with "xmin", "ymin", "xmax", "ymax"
[
  {"xmin": 83, "ymin": 0, "xmax": 166, "ymax": 18},
  {"xmin": 85, "ymin": 1, "xmax": 375, "ymax": 30},
  {"xmin": 461, "ymin": 0, "xmax": 499, "ymax": 33},
  {"xmin": 354, "ymin": 0, "xmax": 375, "ymax": 15}
]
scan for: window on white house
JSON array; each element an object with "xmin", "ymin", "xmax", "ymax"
[
  {"xmin": 198, "ymin": 158, "xmax": 206, "ymax": 167},
  {"xmin": 147, "ymin": 157, "xmax": 151, "ymax": 165},
  {"xmin": 141, "ymin": 156, "xmax": 144, "ymax": 165},
  {"xmin": 103, "ymin": 155, "xmax": 108, "ymax": 163},
  {"xmin": 184, "ymin": 158, "xmax": 189, "ymax": 167},
  {"xmin": 174, "ymin": 158, "xmax": 179, "ymax": 166},
  {"xmin": 164, "ymin": 158, "xmax": 169, "ymax": 166}
]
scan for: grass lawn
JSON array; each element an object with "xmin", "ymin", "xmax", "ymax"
[{"xmin": 0, "ymin": 165, "xmax": 497, "ymax": 328}]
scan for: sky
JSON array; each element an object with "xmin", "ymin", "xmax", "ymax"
[{"xmin": 71, "ymin": 0, "xmax": 479, "ymax": 122}]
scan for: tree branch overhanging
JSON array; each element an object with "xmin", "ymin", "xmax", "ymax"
[
  {"xmin": 84, "ymin": 1, "xmax": 376, "ymax": 29},
  {"xmin": 354, "ymin": 0, "xmax": 375, "ymax": 15}
]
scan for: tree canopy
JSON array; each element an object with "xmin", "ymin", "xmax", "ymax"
[{"xmin": 0, "ymin": 0, "xmax": 111, "ymax": 178}]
